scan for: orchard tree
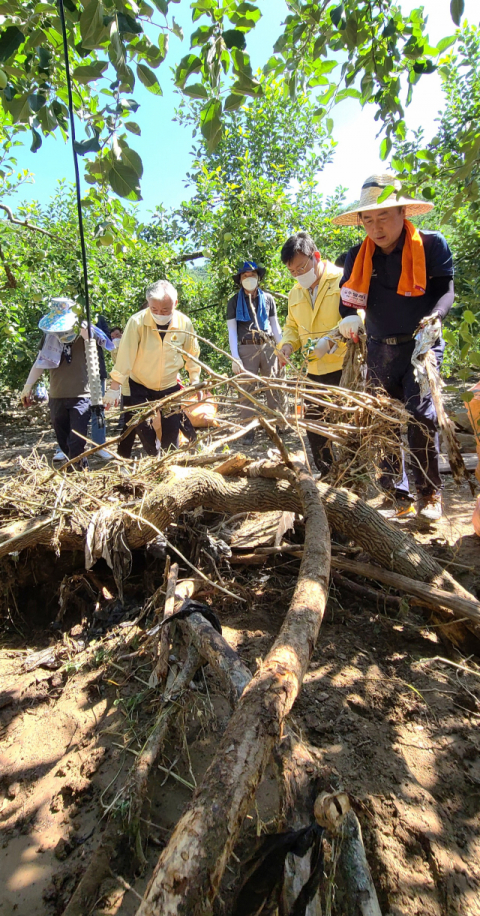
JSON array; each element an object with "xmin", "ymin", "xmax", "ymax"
[{"xmin": 0, "ymin": 0, "xmax": 468, "ymax": 202}]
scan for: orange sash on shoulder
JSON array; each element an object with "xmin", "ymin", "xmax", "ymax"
[{"xmin": 341, "ymin": 219, "xmax": 427, "ymax": 309}]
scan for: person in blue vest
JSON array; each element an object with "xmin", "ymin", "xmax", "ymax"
[
  {"xmin": 226, "ymin": 260, "xmax": 282, "ymax": 443},
  {"xmin": 333, "ymin": 174, "xmax": 454, "ymax": 521}
]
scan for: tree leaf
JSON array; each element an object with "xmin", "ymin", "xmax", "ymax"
[
  {"xmin": 121, "ymin": 146, "xmax": 143, "ymax": 177},
  {"xmin": 136, "ymin": 63, "xmax": 162, "ymax": 94},
  {"xmin": 172, "ymin": 18, "xmax": 183, "ymax": 40},
  {"xmin": 117, "ymin": 12, "xmax": 143, "ymax": 35},
  {"xmin": 182, "ymin": 82, "xmax": 208, "ymax": 99},
  {"xmin": 74, "ymin": 132, "xmax": 101, "ymax": 155},
  {"xmin": 228, "ymin": 2, "xmax": 261, "ymax": 31},
  {"xmin": 223, "ymin": 29, "xmax": 246, "ymax": 50},
  {"xmin": 28, "ymin": 92, "xmax": 47, "ymax": 112},
  {"xmin": 380, "ymin": 136, "xmax": 392, "ymax": 161},
  {"xmin": 224, "ymin": 92, "xmax": 246, "ymax": 111},
  {"xmin": 330, "ymin": 5, "xmax": 343, "ymax": 27},
  {"xmin": 450, "ymin": 0, "xmax": 464, "ymax": 26},
  {"xmin": 80, "ymin": 0, "xmax": 106, "ymax": 50},
  {"xmin": 436, "ymin": 34, "xmax": 456, "ymax": 54},
  {"xmin": 0, "ymin": 25, "xmax": 25, "ymax": 63},
  {"xmin": 73, "ymin": 61, "xmax": 108, "ymax": 83},
  {"xmin": 124, "ymin": 120, "xmax": 141, "ymax": 135},
  {"xmin": 175, "ymin": 53, "xmax": 202, "ymax": 89},
  {"xmin": 152, "ymin": 0, "xmax": 168, "ymax": 12},
  {"xmin": 108, "ymin": 161, "xmax": 142, "ymax": 200},
  {"xmin": 30, "ymin": 128, "xmax": 42, "ymax": 153},
  {"xmin": 200, "ymin": 98, "xmax": 222, "ymax": 152}
]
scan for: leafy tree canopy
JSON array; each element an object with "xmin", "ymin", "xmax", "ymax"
[{"xmin": 0, "ymin": 0, "xmax": 470, "ymax": 200}]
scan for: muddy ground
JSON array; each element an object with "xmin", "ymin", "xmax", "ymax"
[{"xmin": 0, "ymin": 403, "xmax": 479, "ymax": 916}]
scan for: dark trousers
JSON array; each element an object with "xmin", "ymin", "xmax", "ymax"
[
  {"xmin": 49, "ymin": 397, "xmax": 91, "ymax": 465},
  {"xmin": 367, "ymin": 338, "xmax": 443, "ymax": 497},
  {"xmin": 117, "ymin": 380, "xmax": 182, "ymax": 459},
  {"xmin": 305, "ymin": 370, "xmax": 343, "ymax": 472},
  {"xmin": 117, "ymin": 394, "xmax": 136, "ymax": 459}
]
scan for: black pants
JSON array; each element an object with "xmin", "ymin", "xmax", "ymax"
[
  {"xmin": 367, "ymin": 338, "xmax": 443, "ymax": 497},
  {"xmin": 117, "ymin": 394, "xmax": 136, "ymax": 459},
  {"xmin": 49, "ymin": 396, "xmax": 91, "ymax": 465},
  {"xmin": 117, "ymin": 380, "xmax": 182, "ymax": 459},
  {"xmin": 305, "ymin": 370, "xmax": 343, "ymax": 472}
]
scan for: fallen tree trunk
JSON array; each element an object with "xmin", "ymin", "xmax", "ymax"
[
  {"xmin": 136, "ymin": 465, "xmax": 331, "ymax": 916},
  {"xmin": 178, "ymin": 611, "xmax": 252, "ymax": 707},
  {"xmin": 1, "ymin": 466, "xmax": 478, "ymax": 644}
]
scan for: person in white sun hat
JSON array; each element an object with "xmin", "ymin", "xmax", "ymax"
[
  {"xmin": 333, "ymin": 174, "xmax": 454, "ymax": 522},
  {"xmin": 20, "ymin": 298, "xmax": 113, "ymax": 468}
]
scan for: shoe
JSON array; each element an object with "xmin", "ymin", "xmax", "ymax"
[
  {"xmin": 53, "ymin": 448, "xmax": 67, "ymax": 461},
  {"xmin": 417, "ymin": 492, "xmax": 442, "ymax": 521},
  {"xmin": 96, "ymin": 448, "xmax": 114, "ymax": 459},
  {"xmin": 378, "ymin": 490, "xmax": 416, "ymax": 519}
]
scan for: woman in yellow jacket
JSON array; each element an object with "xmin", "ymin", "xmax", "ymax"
[{"xmin": 278, "ymin": 232, "xmax": 346, "ymax": 473}]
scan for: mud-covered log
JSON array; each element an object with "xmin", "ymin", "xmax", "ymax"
[{"xmin": 136, "ymin": 466, "xmax": 331, "ymax": 916}]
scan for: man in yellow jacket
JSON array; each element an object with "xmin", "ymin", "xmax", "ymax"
[
  {"xmin": 279, "ymin": 231, "xmax": 345, "ymax": 473},
  {"xmin": 104, "ymin": 279, "xmax": 200, "ymax": 457}
]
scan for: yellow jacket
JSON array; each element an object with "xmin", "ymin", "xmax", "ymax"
[
  {"xmin": 280, "ymin": 261, "xmax": 346, "ymax": 375},
  {"xmin": 110, "ymin": 308, "xmax": 201, "ymax": 391}
]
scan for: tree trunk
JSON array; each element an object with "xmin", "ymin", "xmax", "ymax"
[{"xmin": 136, "ymin": 467, "xmax": 331, "ymax": 916}]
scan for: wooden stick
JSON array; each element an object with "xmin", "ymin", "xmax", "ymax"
[
  {"xmin": 136, "ymin": 462, "xmax": 331, "ymax": 916},
  {"xmin": 178, "ymin": 612, "xmax": 252, "ymax": 707},
  {"xmin": 151, "ymin": 562, "xmax": 179, "ymax": 687}
]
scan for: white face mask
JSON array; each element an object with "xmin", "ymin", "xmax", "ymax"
[
  {"xmin": 57, "ymin": 330, "xmax": 76, "ymax": 344},
  {"xmin": 151, "ymin": 312, "xmax": 173, "ymax": 325},
  {"xmin": 296, "ymin": 264, "xmax": 317, "ymax": 289},
  {"xmin": 241, "ymin": 276, "xmax": 258, "ymax": 293},
  {"xmin": 112, "ymin": 337, "xmax": 121, "ymax": 349}
]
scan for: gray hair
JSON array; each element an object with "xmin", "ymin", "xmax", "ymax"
[{"xmin": 145, "ymin": 279, "xmax": 177, "ymax": 302}]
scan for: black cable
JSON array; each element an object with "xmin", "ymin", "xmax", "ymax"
[{"xmin": 57, "ymin": 0, "xmax": 92, "ymax": 340}]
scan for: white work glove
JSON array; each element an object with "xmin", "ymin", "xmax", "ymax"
[
  {"xmin": 338, "ymin": 315, "xmax": 364, "ymax": 341},
  {"xmin": 312, "ymin": 337, "xmax": 335, "ymax": 359},
  {"xmin": 232, "ymin": 359, "xmax": 244, "ymax": 375},
  {"xmin": 418, "ymin": 311, "xmax": 441, "ymax": 336},
  {"xmin": 104, "ymin": 386, "xmax": 121, "ymax": 408}
]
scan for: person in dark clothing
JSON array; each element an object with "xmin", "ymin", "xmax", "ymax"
[{"xmin": 333, "ymin": 174, "xmax": 454, "ymax": 520}]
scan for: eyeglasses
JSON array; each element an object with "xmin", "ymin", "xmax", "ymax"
[{"xmin": 287, "ymin": 256, "xmax": 313, "ymax": 278}]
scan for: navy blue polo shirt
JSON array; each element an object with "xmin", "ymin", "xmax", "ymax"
[{"xmin": 339, "ymin": 229, "xmax": 453, "ymax": 339}]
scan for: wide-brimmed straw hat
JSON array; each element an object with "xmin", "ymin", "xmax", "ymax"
[
  {"xmin": 38, "ymin": 298, "xmax": 77, "ymax": 334},
  {"xmin": 332, "ymin": 174, "xmax": 434, "ymax": 226},
  {"xmin": 233, "ymin": 259, "xmax": 266, "ymax": 285}
]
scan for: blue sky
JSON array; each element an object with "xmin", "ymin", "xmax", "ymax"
[{"xmin": 8, "ymin": 0, "xmax": 479, "ymax": 220}]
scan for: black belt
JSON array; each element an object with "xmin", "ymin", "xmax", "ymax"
[
  {"xmin": 240, "ymin": 333, "xmax": 273, "ymax": 345},
  {"xmin": 369, "ymin": 334, "xmax": 413, "ymax": 346}
]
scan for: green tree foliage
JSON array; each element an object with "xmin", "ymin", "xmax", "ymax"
[
  {"xmin": 390, "ymin": 24, "xmax": 480, "ymax": 383},
  {"xmin": 160, "ymin": 84, "xmax": 361, "ymax": 362},
  {"xmin": 0, "ymin": 182, "xmax": 205, "ymax": 388},
  {"xmin": 0, "ymin": 1, "xmax": 465, "ymax": 199}
]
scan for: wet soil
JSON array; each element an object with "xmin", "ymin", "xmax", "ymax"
[{"xmin": 0, "ymin": 406, "xmax": 479, "ymax": 916}]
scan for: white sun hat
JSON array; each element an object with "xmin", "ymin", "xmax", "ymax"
[{"xmin": 332, "ymin": 174, "xmax": 434, "ymax": 226}]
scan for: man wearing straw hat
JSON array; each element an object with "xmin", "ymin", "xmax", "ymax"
[{"xmin": 333, "ymin": 174, "xmax": 454, "ymax": 520}]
